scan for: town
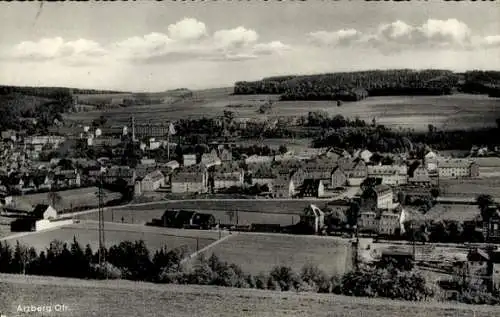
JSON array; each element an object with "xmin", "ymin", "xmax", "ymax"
[{"xmin": 1, "ymin": 99, "xmax": 500, "ymax": 304}]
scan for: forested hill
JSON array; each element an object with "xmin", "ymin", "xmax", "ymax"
[
  {"xmin": 0, "ymin": 85, "xmax": 127, "ymax": 97},
  {"xmin": 233, "ymin": 69, "xmax": 500, "ymax": 101},
  {"xmin": 0, "ymin": 85, "xmax": 126, "ymax": 132}
]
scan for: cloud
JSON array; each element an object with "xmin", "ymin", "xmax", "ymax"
[
  {"xmin": 7, "ymin": 37, "xmax": 107, "ymax": 62},
  {"xmin": 481, "ymin": 35, "xmax": 500, "ymax": 48},
  {"xmin": 4, "ymin": 18, "xmax": 289, "ymax": 65},
  {"xmin": 167, "ymin": 18, "xmax": 207, "ymax": 41},
  {"xmin": 308, "ymin": 29, "xmax": 362, "ymax": 46},
  {"xmin": 213, "ymin": 26, "xmax": 258, "ymax": 49},
  {"xmin": 309, "ymin": 18, "xmax": 497, "ymax": 51}
]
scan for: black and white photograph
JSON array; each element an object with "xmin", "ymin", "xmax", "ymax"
[{"xmin": 1, "ymin": 0, "xmax": 500, "ymax": 316}]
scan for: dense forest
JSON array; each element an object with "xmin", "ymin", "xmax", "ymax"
[{"xmin": 234, "ymin": 70, "xmax": 500, "ymax": 101}]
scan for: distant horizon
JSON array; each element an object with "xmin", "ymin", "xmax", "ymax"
[{"xmin": 1, "ymin": 67, "xmax": 499, "ymax": 94}]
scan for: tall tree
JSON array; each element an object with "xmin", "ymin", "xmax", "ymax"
[
  {"xmin": 476, "ymin": 194, "xmax": 496, "ymax": 241},
  {"xmin": 48, "ymin": 191, "xmax": 62, "ymax": 209}
]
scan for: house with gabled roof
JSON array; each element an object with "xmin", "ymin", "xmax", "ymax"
[
  {"xmin": 251, "ymin": 164, "xmax": 277, "ymax": 188},
  {"xmin": 139, "ymin": 170, "xmax": 165, "ymax": 192},
  {"xmin": 339, "ymin": 158, "xmax": 367, "ymax": 186},
  {"xmin": 361, "ymin": 184, "xmax": 394, "ymax": 211},
  {"xmin": 211, "ymin": 162, "xmax": 244, "ymax": 190},
  {"xmin": 218, "ymin": 148, "xmax": 233, "ymax": 162},
  {"xmin": 171, "ymin": 165, "xmax": 208, "ymax": 194}
]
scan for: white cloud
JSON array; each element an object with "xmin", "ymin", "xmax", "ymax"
[
  {"xmin": 7, "ymin": 37, "xmax": 107, "ymax": 63},
  {"xmin": 167, "ymin": 18, "xmax": 207, "ymax": 41},
  {"xmin": 479, "ymin": 35, "xmax": 500, "ymax": 48},
  {"xmin": 4, "ymin": 18, "xmax": 289, "ymax": 65},
  {"xmin": 213, "ymin": 26, "xmax": 259, "ymax": 49},
  {"xmin": 308, "ymin": 29, "xmax": 362, "ymax": 46},
  {"xmin": 309, "ymin": 18, "xmax": 497, "ymax": 51}
]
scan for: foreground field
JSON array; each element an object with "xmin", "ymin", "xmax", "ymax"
[
  {"xmin": 116, "ymin": 199, "xmax": 329, "ymax": 214},
  {"xmin": 78, "ymin": 207, "xmax": 301, "ymax": 227},
  {"xmin": 65, "ymin": 89, "xmax": 500, "ymax": 131},
  {"xmin": 14, "ymin": 187, "xmax": 123, "ymax": 211},
  {"xmin": 195, "ymin": 233, "xmax": 352, "ymax": 277},
  {"xmin": 1, "ymin": 274, "xmax": 497, "ymax": 317},
  {"xmin": 76, "ymin": 199, "xmax": 328, "ymax": 226},
  {"xmin": 5, "ymin": 222, "xmax": 224, "ymax": 253}
]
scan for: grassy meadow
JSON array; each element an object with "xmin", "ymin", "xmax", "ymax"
[
  {"xmin": 439, "ymin": 177, "xmax": 500, "ymax": 198},
  {"xmin": 195, "ymin": 233, "xmax": 352, "ymax": 277},
  {"xmin": 5, "ymin": 222, "xmax": 224, "ymax": 253},
  {"xmin": 65, "ymin": 88, "xmax": 500, "ymax": 132},
  {"xmin": 1, "ymin": 274, "xmax": 497, "ymax": 317}
]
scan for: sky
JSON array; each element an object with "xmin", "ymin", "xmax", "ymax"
[{"xmin": 0, "ymin": 1, "xmax": 499, "ymax": 92}]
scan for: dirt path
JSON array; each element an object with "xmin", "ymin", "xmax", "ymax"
[{"xmin": 180, "ymin": 233, "xmax": 236, "ymax": 264}]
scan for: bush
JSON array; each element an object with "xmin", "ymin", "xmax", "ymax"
[
  {"xmin": 254, "ymin": 273, "xmax": 268, "ymax": 290},
  {"xmin": 300, "ymin": 263, "xmax": 329, "ymax": 292},
  {"xmin": 269, "ymin": 266, "xmax": 301, "ymax": 291},
  {"xmin": 89, "ymin": 262, "xmax": 122, "ymax": 280}
]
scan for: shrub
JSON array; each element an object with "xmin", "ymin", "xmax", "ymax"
[
  {"xmin": 269, "ymin": 266, "xmax": 301, "ymax": 291},
  {"xmin": 89, "ymin": 262, "xmax": 122, "ymax": 280},
  {"xmin": 300, "ymin": 263, "xmax": 329, "ymax": 292},
  {"xmin": 254, "ymin": 273, "xmax": 268, "ymax": 290}
]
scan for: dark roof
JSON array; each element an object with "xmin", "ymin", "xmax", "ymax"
[
  {"xmin": 32, "ymin": 204, "xmax": 51, "ymax": 219},
  {"xmin": 467, "ymin": 248, "xmax": 490, "ymax": 261},
  {"xmin": 374, "ymin": 184, "xmax": 392, "ymax": 194},
  {"xmin": 302, "ymin": 179, "xmax": 322, "ymax": 189}
]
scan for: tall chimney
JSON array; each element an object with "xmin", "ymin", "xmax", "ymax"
[{"xmin": 132, "ymin": 116, "xmax": 136, "ymax": 142}]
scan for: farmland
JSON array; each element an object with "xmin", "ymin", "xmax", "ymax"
[
  {"xmin": 64, "ymin": 88, "xmax": 500, "ymax": 132},
  {"xmin": 4, "ymin": 222, "xmax": 225, "ymax": 253},
  {"xmin": 192, "ymin": 232, "xmax": 352, "ymax": 277},
  {"xmin": 13, "ymin": 187, "xmax": 123, "ymax": 211},
  {"xmin": 2, "ymin": 274, "xmax": 498, "ymax": 317}
]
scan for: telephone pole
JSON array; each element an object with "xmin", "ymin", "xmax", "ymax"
[{"xmin": 98, "ymin": 173, "xmax": 106, "ymax": 266}]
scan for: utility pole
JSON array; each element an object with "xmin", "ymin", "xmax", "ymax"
[{"xmin": 98, "ymin": 173, "xmax": 106, "ymax": 266}]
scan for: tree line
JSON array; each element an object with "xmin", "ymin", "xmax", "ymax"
[
  {"xmin": 234, "ymin": 69, "xmax": 459, "ymax": 100},
  {"xmin": 234, "ymin": 70, "xmax": 500, "ymax": 101},
  {"xmin": 1, "ymin": 237, "xmax": 498, "ymax": 304}
]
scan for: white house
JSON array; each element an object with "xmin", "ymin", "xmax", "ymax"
[
  {"xmin": 360, "ymin": 149, "xmax": 373, "ymax": 163},
  {"xmin": 140, "ymin": 170, "xmax": 165, "ymax": 192},
  {"xmin": 245, "ymin": 155, "xmax": 273, "ymax": 165},
  {"xmin": 367, "ymin": 164, "xmax": 408, "ymax": 185},
  {"xmin": 424, "ymin": 150, "xmax": 439, "ymax": 172},
  {"xmin": 183, "ymin": 154, "xmax": 197, "ymax": 167},
  {"xmin": 438, "ymin": 159, "xmax": 480, "ymax": 178}
]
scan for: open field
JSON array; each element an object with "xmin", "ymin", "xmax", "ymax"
[
  {"xmin": 1, "ymin": 274, "xmax": 498, "ymax": 317},
  {"xmin": 115, "ymin": 199, "xmax": 331, "ymax": 213},
  {"xmin": 424, "ymin": 204, "xmax": 480, "ymax": 222},
  {"xmin": 13, "ymin": 187, "xmax": 123, "ymax": 211},
  {"xmin": 439, "ymin": 177, "xmax": 500, "ymax": 198},
  {"xmin": 475, "ymin": 157, "xmax": 500, "ymax": 177},
  {"xmin": 78, "ymin": 208, "xmax": 301, "ymax": 227},
  {"xmin": 0, "ymin": 216, "xmax": 12, "ymax": 239},
  {"xmin": 75, "ymin": 199, "xmax": 330, "ymax": 226},
  {"xmin": 192, "ymin": 232, "xmax": 352, "ymax": 277},
  {"xmin": 65, "ymin": 89, "xmax": 500, "ymax": 131},
  {"xmin": 4, "ymin": 222, "xmax": 224, "ymax": 253}
]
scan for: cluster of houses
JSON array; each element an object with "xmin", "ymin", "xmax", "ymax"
[{"xmin": 167, "ymin": 148, "xmax": 479, "ymax": 198}]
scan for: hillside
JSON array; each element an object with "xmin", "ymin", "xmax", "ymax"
[
  {"xmin": 234, "ymin": 69, "xmax": 500, "ymax": 101},
  {"xmin": 0, "ymin": 273, "xmax": 498, "ymax": 317}
]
